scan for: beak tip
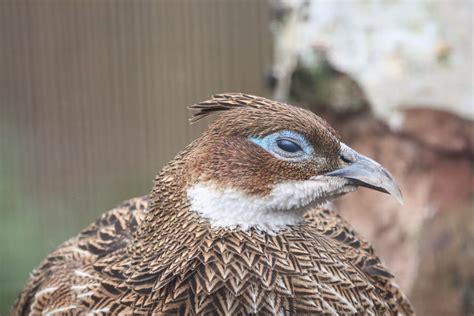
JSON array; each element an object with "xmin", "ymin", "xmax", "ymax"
[
  {"xmin": 394, "ymin": 190, "xmax": 404, "ymax": 205},
  {"xmin": 387, "ymin": 182, "xmax": 404, "ymax": 205}
]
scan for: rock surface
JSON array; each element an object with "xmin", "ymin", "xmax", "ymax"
[{"xmin": 271, "ymin": 0, "xmax": 473, "ymax": 123}]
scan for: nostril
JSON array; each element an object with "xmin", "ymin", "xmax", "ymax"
[
  {"xmin": 340, "ymin": 154, "xmax": 352, "ymax": 163},
  {"xmin": 339, "ymin": 143, "xmax": 358, "ymax": 163},
  {"xmin": 340, "ymin": 150, "xmax": 357, "ymax": 163}
]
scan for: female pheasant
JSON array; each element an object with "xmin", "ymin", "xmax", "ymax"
[{"xmin": 14, "ymin": 93, "xmax": 414, "ymax": 315}]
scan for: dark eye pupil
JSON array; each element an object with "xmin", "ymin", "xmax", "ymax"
[{"xmin": 276, "ymin": 139, "xmax": 302, "ymax": 153}]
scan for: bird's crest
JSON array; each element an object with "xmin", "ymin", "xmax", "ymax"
[{"xmin": 189, "ymin": 93, "xmax": 279, "ymax": 123}]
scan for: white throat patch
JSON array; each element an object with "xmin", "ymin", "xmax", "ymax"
[{"xmin": 187, "ymin": 177, "xmax": 355, "ymax": 233}]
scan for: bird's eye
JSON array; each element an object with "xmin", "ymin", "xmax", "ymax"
[
  {"xmin": 249, "ymin": 130, "xmax": 313, "ymax": 161},
  {"xmin": 276, "ymin": 138, "xmax": 303, "ymax": 153}
]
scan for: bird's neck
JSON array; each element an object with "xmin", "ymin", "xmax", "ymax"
[
  {"xmin": 126, "ymin": 161, "xmax": 318, "ymax": 303},
  {"xmin": 129, "ymin": 140, "xmax": 211, "ymax": 260}
]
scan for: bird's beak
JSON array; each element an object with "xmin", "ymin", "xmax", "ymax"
[{"xmin": 325, "ymin": 143, "xmax": 403, "ymax": 204}]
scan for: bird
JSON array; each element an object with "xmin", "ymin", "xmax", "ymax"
[{"xmin": 13, "ymin": 93, "xmax": 414, "ymax": 315}]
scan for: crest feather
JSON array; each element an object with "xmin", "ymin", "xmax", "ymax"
[{"xmin": 188, "ymin": 93, "xmax": 278, "ymax": 123}]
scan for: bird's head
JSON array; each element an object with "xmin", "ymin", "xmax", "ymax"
[{"xmin": 179, "ymin": 94, "xmax": 401, "ymax": 232}]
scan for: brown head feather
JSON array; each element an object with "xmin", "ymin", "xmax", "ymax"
[{"xmin": 189, "ymin": 93, "xmax": 267, "ymax": 123}]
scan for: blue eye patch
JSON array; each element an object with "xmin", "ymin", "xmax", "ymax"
[{"xmin": 249, "ymin": 130, "xmax": 314, "ymax": 161}]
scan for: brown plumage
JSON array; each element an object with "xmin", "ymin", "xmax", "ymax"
[{"xmin": 13, "ymin": 93, "xmax": 414, "ymax": 315}]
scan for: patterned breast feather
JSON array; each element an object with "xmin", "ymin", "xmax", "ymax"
[{"xmin": 13, "ymin": 196, "xmax": 413, "ymax": 315}]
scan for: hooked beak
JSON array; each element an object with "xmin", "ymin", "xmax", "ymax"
[{"xmin": 325, "ymin": 143, "xmax": 403, "ymax": 204}]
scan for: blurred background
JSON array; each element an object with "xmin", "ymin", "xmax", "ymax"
[{"xmin": 0, "ymin": 0, "xmax": 472, "ymax": 314}]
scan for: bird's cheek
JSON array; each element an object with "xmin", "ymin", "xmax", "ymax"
[{"xmin": 301, "ymin": 158, "xmax": 333, "ymax": 178}]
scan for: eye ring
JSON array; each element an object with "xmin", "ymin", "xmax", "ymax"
[{"xmin": 276, "ymin": 138, "xmax": 303, "ymax": 153}]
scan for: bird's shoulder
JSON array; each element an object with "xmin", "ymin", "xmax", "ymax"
[
  {"xmin": 12, "ymin": 196, "xmax": 148, "ymax": 315},
  {"xmin": 305, "ymin": 207, "xmax": 414, "ymax": 315}
]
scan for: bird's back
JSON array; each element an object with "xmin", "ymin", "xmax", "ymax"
[{"xmin": 13, "ymin": 197, "xmax": 147, "ymax": 315}]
